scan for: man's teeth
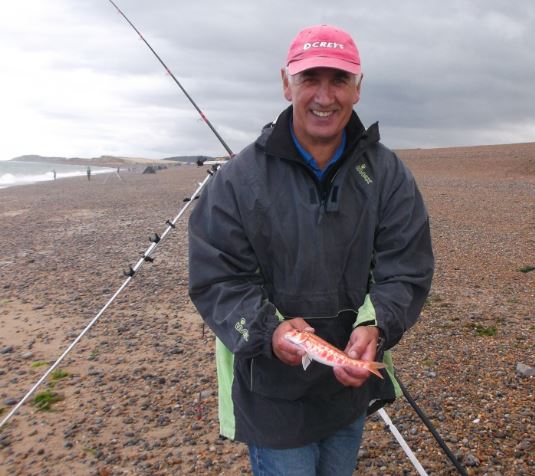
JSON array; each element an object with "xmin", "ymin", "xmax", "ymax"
[{"xmin": 312, "ymin": 110, "xmax": 333, "ymax": 117}]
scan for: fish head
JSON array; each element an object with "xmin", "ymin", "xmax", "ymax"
[{"xmin": 283, "ymin": 329, "xmax": 306, "ymax": 345}]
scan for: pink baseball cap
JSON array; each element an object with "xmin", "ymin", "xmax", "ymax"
[{"xmin": 286, "ymin": 25, "xmax": 361, "ymax": 75}]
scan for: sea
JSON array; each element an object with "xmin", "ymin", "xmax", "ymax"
[{"xmin": 0, "ymin": 160, "xmax": 114, "ymax": 189}]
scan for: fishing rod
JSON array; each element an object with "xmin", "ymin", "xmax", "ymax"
[
  {"xmin": 378, "ymin": 408, "xmax": 429, "ymax": 476},
  {"xmin": 107, "ymin": 0, "xmax": 233, "ymax": 158},
  {"xmin": 104, "ymin": 4, "xmax": 468, "ymax": 471},
  {"xmin": 0, "ymin": 174, "xmax": 213, "ymax": 430},
  {"xmin": 1, "ymin": 1, "xmax": 232, "ymax": 430},
  {"xmin": 103, "ymin": 5, "xmax": 453, "ymax": 472},
  {"xmin": 2, "ymin": 5, "xmax": 466, "ymax": 476},
  {"xmin": 395, "ymin": 374, "xmax": 469, "ymax": 476}
]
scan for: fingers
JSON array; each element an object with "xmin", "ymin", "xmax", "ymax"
[
  {"xmin": 345, "ymin": 326, "xmax": 379, "ymax": 360},
  {"xmin": 272, "ymin": 318, "xmax": 314, "ymax": 366},
  {"xmin": 289, "ymin": 317, "xmax": 314, "ymax": 333},
  {"xmin": 333, "ymin": 365, "xmax": 371, "ymax": 387},
  {"xmin": 336, "ymin": 326, "xmax": 380, "ymax": 387}
]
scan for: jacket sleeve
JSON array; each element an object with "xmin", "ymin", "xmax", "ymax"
[
  {"xmin": 188, "ymin": 163, "xmax": 280, "ymax": 359},
  {"xmin": 369, "ymin": 152, "xmax": 434, "ymax": 349}
]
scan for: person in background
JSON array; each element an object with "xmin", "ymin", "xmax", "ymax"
[
  {"xmin": 86, "ymin": 166, "xmax": 91, "ymax": 181},
  {"xmin": 189, "ymin": 24, "xmax": 434, "ymax": 476}
]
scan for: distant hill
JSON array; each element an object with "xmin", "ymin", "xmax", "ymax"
[{"xmin": 12, "ymin": 155, "xmax": 180, "ymax": 167}]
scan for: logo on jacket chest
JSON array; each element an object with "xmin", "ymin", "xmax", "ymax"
[{"xmin": 355, "ymin": 163, "xmax": 373, "ymax": 184}]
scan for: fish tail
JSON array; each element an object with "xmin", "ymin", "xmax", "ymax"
[{"xmin": 365, "ymin": 361, "xmax": 386, "ymax": 379}]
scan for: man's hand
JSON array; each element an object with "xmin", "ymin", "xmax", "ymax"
[
  {"xmin": 333, "ymin": 326, "xmax": 380, "ymax": 388},
  {"xmin": 272, "ymin": 318, "xmax": 314, "ymax": 366}
]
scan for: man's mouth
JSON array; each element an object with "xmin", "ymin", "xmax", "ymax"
[{"xmin": 311, "ymin": 110, "xmax": 335, "ymax": 118}]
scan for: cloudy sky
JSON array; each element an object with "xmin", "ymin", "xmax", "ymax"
[{"xmin": 1, "ymin": 0, "xmax": 534, "ymax": 160}]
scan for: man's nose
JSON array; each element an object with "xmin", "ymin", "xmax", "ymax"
[{"xmin": 314, "ymin": 81, "xmax": 334, "ymax": 104}]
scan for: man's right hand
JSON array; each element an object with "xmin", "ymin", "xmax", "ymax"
[{"xmin": 272, "ymin": 318, "xmax": 314, "ymax": 366}]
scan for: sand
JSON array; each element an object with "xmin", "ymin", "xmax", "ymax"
[{"xmin": 0, "ymin": 144, "xmax": 533, "ymax": 475}]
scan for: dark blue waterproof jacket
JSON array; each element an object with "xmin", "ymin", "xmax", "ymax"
[{"xmin": 188, "ymin": 106, "xmax": 434, "ymax": 448}]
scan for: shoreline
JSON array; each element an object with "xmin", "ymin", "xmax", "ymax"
[{"xmin": 0, "ymin": 161, "xmax": 116, "ymax": 190}]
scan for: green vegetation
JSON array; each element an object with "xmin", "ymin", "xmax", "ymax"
[
  {"xmin": 51, "ymin": 369, "xmax": 70, "ymax": 381},
  {"xmin": 83, "ymin": 446, "xmax": 97, "ymax": 456},
  {"xmin": 31, "ymin": 361, "xmax": 48, "ymax": 368},
  {"xmin": 33, "ymin": 389, "xmax": 64, "ymax": 411},
  {"xmin": 518, "ymin": 265, "xmax": 535, "ymax": 273},
  {"xmin": 422, "ymin": 358, "xmax": 436, "ymax": 368},
  {"xmin": 474, "ymin": 324, "xmax": 497, "ymax": 337},
  {"xmin": 464, "ymin": 323, "xmax": 497, "ymax": 336}
]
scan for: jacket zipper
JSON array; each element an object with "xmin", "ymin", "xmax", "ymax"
[{"xmin": 317, "ymin": 167, "xmax": 343, "ymax": 224}]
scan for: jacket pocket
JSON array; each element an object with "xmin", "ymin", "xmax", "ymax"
[{"xmin": 246, "ymin": 354, "xmax": 343, "ymax": 401}]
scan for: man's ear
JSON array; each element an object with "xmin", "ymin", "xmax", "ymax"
[
  {"xmin": 281, "ymin": 68, "xmax": 292, "ymax": 102},
  {"xmin": 353, "ymin": 73, "xmax": 363, "ymax": 104}
]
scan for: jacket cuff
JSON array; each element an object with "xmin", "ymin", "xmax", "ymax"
[{"xmin": 262, "ymin": 314, "xmax": 282, "ymax": 359}]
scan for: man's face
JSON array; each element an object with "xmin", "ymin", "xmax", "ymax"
[{"xmin": 282, "ymin": 67, "xmax": 361, "ymax": 151}]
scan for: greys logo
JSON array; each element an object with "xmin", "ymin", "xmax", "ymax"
[{"xmin": 303, "ymin": 41, "xmax": 345, "ymax": 50}]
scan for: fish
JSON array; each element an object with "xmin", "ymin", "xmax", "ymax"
[{"xmin": 283, "ymin": 329, "xmax": 386, "ymax": 379}]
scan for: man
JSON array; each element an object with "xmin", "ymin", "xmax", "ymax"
[{"xmin": 189, "ymin": 24, "xmax": 433, "ymax": 475}]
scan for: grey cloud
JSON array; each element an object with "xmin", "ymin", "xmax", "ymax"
[{"xmin": 3, "ymin": 0, "xmax": 534, "ymax": 160}]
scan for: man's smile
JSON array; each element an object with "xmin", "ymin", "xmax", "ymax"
[{"xmin": 311, "ymin": 109, "xmax": 336, "ymax": 118}]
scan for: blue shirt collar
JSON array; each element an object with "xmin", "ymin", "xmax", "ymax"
[{"xmin": 289, "ymin": 121, "xmax": 346, "ymax": 181}]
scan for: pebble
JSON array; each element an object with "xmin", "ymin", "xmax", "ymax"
[
  {"xmin": 1, "ymin": 161, "xmax": 533, "ymax": 476},
  {"xmin": 0, "ymin": 435, "xmax": 11, "ymax": 448},
  {"xmin": 0, "ymin": 346, "xmax": 13, "ymax": 354},
  {"xmin": 200, "ymin": 389, "xmax": 212, "ymax": 399},
  {"xmin": 3, "ymin": 397, "xmax": 18, "ymax": 406},
  {"xmin": 516, "ymin": 362, "xmax": 535, "ymax": 377},
  {"xmin": 464, "ymin": 453, "xmax": 480, "ymax": 467}
]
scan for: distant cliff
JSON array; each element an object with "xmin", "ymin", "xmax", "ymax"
[{"xmin": 11, "ymin": 154, "xmax": 202, "ymax": 167}]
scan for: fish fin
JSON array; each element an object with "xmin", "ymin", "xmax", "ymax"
[
  {"xmin": 302, "ymin": 353, "xmax": 312, "ymax": 371},
  {"xmin": 366, "ymin": 361, "xmax": 387, "ymax": 379}
]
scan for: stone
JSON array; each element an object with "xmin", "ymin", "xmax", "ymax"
[
  {"xmin": 516, "ymin": 363, "xmax": 535, "ymax": 377},
  {"xmin": 464, "ymin": 453, "xmax": 480, "ymax": 467}
]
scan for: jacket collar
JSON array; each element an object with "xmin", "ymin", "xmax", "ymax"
[{"xmin": 256, "ymin": 105, "xmax": 380, "ymax": 162}]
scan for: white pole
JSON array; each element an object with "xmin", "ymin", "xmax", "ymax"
[
  {"xmin": 0, "ymin": 173, "xmax": 213, "ymax": 430},
  {"xmin": 378, "ymin": 408, "xmax": 429, "ymax": 476}
]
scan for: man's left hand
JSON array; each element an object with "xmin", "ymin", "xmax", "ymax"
[{"xmin": 333, "ymin": 326, "xmax": 380, "ymax": 388}]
